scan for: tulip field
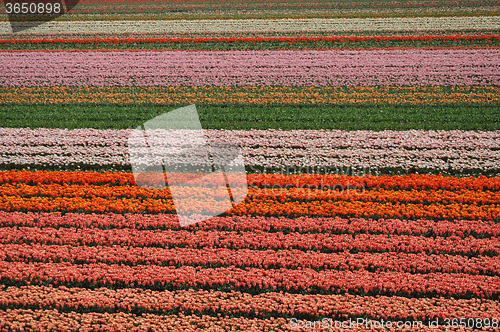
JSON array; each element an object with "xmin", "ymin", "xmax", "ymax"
[{"xmin": 0, "ymin": 0, "xmax": 500, "ymax": 331}]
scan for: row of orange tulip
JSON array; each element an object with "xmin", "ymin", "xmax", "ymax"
[
  {"xmin": 1, "ymin": 195, "xmax": 499, "ymax": 220},
  {"xmin": 2, "ymin": 171, "xmax": 499, "ymax": 190},
  {"xmin": 1, "ymin": 86, "xmax": 498, "ymax": 105},
  {"xmin": 1, "ymin": 182, "xmax": 499, "ymax": 204}
]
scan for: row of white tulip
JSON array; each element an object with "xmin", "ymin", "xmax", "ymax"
[
  {"xmin": 1, "ymin": 16, "xmax": 498, "ymax": 34},
  {"xmin": 0, "ymin": 128, "xmax": 498, "ymax": 173},
  {"xmin": 1, "ymin": 128, "xmax": 499, "ymax": 149}
]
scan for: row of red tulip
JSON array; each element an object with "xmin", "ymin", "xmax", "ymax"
[
  {"xmin": 0, "ymin": 286, "xmax": 498, "ymax": 321},
  {"xmin": 1, "ymin": 212, "xmax": 498, "ymax": 237},
  {"xmin": 1, "ymin": 171, "xmax": 499, "ymax": 191},
  {"xmin": 1, "ymin": 261, "xmax": 498, "ymax": 298},
  {"xmin": 2, "ymin": 243, "xmax": 498, "ymax": 275},
  {"xmin": 1, "ymin": 227, "xmax": 498, "ymax": 255}
]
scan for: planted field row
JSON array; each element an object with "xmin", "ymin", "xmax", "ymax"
[
  {"xmin": 5, "ymin": 29, "xmax": 500, "ymax": 42},
  {"xmin": 2, "ymin": 227, "xmax": 498, "ymax": 256},
  {"xmin": 3, "ymin": 146, "xmax": 497, "ymax": 174},
  {"xmin": 1, "ymin": 286, "xmax": 499, "ymax": 322},
  {"xmin": 1, "ymin": 171, "xmax": 499, "ymax": 219},
  {"xmin": 2, "ymin": 212, "xmax": 499, "ymax": 237},
  {"xmin": 2, "ymin": 35, "xmax": 499, "ymax": 51},
  {"xmin": 2, "ymin": 181, "xmax": 500, "ymax": 205},
  {"xmin": 8, "ymin": 0, "xmax": 496, "ymax": 20},
  {"xmin": 2, "ymin": 171, "xmax": 500, "ymax": 191},
  {"xmin": 5, "ymin": 4, "xmax": 499, "ymax": 22},
  {"xmin": 0, "ymin": 309, "xmax": 293, "ymax": 332},
  {"xmin": 2, "ymin": 104, "xmax": 499, "ymax": 132},
  {"xmin": 2, "ymin": 17, "xmax": 499, "ymax": 34},
  {"xmin": 2, "ymin": 189, "xmax": 499, "ymax": 219},
  {"xmin": 2, "ymin": 49, "xmax": 498, "ymax": 87},
  {"xmin": 2, "ymin": 260, "xmax": 499, "ymax": 298},
  {"xmin": 3, "ymin": 128, "xmax": 499, "ymax": 149},
  {"xmin": 3, "ymin": 243, "xmax": 499, "ymax": 275},
  {"xmin": 1, "ymin": 86, "xmax": 498, "ymax": 105},
  {"xmin": 3, "ymin": 308, "xmax": 471, "ymax": 332},
  {"xmin": 1, "ymin": 128, "xmax": 499, "ymax": 174}
]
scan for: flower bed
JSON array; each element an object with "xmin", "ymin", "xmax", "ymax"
[{"xmin": 1, "ymin": 1, "xmax": 499, "ymax": 330}]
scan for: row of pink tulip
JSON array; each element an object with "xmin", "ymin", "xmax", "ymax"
[
  {"xmin": 1, "ymin": 227, "xmax": 498, "ymax": 255},
  {"xmin": 0, "ymin": 286, "xmax": 498, "ymax": 321},
  {"xmin": 2, "ymin": 260, "xmax": 498, "ymax": 297},
  {"xmin": 0, "ymin": 309, "xmax": 294, "ymax": 332},
  {"xmin": 1, "ymin": 212, "xmax": 497, "ymax": 236},
  {"xmin": 1, "ymin": 49, "xmax": 498, "ymax": 86},
  {"xmin": 3, "ymin": 308, "xmax": 472, "ymax": 331},
  {"xmin": 2, "ymin": 243, "xmax": 498, "ymax": 275},
  {"xmin": 2, "ymin": 128, "xmax": 499, "ymax": 149}
]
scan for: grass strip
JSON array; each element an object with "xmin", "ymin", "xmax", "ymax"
[{"xmin": 0, "ymin": 103, "xmax": 499, "ymax": 131}]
